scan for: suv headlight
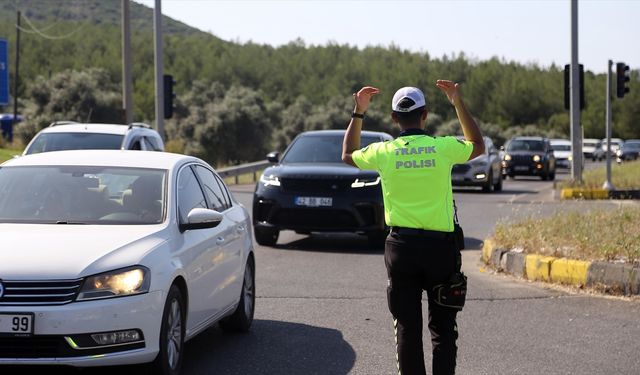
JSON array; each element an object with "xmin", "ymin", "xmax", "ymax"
[
  {"xmin": 532, "ymin": 155, "xmax": 541, "ymax": 162},
  {"xmin": 77, "ymin": 266, "xmax": 150, "ymax": 301},
  {"xmin": 260, "ymin": 173, "xmax": 281, "ymax": 187},
  {"xmin": 504, "ymin": 154, "xmax": 512, "ymax": 161},
  {"xmin": 351, "ymin": 176, "xmax": 380, "ymax": 188}
]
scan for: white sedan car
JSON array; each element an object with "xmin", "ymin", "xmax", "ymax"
[{"xmin": 0, "ymin": 150, "xmax": 255, "ymax": 374}]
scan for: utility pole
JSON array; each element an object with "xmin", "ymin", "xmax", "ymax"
[
  {"xmin": 153, "ymin": 0, "xmax": 164, "ymax": 140},
  {"xmin": 603, "ymin": 60, "xmax": 615, "ymax": 190},
  {"xmin": 121, "ymin": 0, "xmax": 133, "ymax": 124},
  {"xmin": 569, "ymin": 0, "xmax": 582, "ymax": 183},
  {"xmin": 12, "ymin": 10, "xmax": 20, "ymax": 130}
]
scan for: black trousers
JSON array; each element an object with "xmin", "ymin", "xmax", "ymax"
[{"xmin": 384, "ymin": 231, "xmax": 460, "ymax": 375}]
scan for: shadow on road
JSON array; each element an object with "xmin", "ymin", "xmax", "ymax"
[
  {"xmin": 1, "ymin": 321, "xmax": 356, "ymax": 375},
  {"xmin": 182, "ymin": 320, "xmax": 356, "ymax": 375},
  {"xmin": 463, "ymin": 236, "xmax": 484, "ymax": 251},
  {"xmin": 275, "ymin": 232, "xmax": 385, "ymax": 254},
  {"xmin": 453, "ymin": 187, "xmax": 539, "ymax": 195}
]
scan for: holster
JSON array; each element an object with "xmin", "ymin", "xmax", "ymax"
[{"xmin": 432, "ymin": 271, "xmax": 467, "ymax": 311}]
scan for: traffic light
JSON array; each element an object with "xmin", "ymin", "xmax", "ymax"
[
  {"xmin": 163, "ymin": 74, "xmax": 176, "ymax": 119},
  {"xmin": 616, "ymin": 62, "xmax": 630, "ymax": 98},
  {"xmin": 564, "ymin": 64, "xmax": 584, "ymax": 110}
]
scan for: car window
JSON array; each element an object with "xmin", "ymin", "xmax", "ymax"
[
  {"xmin": 193, "ymin": 165, "xmax": 230, "ymax": 212},
  {"xmin": 177, "ymin": 166, "xmax": 207, "ymax": 223},
  {"xmin": 0, "ymin": 166, "xmax": 165, "ymax": 224},
  {"xmin": 623, "ymin": 142, "xmax": 640, "ymax": 150},
  {"xmin": 25, "ymin": 133, "xmax": 124, "ymax": 155},
  {"xmin": 145, "ymin": 136, "xmax": 163, "ymax": 151},
  {"xmin": 551, "ymin": 144, "xmax": 571, "ymax": 151},
  {"xmin": 130, "ymin": 138, "xmax": 143, "ymax": 150},
  {"xmin": 282, "ymin": 135, "xmax": 380, "ymax": 163},
  {"xmin": 506, "ymin": 140, "xmax": 545, "ymax": 152}
]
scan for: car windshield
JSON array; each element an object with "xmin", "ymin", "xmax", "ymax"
[
  {"xmin": 623, "ymin": 142, "xmax": 640, "ymax": 150},
  {"xmin": 282, "ymin": 135, "xmax": 380, "ymax": 163},
  {"xmin": 25, "ymin": 133, "xmax": 124, "ymax": 155},
  {"xmin": 583, "ymin": 142, "xmax": 598, "ymax": 148},
  {"xmin": 507, "ymin": 140, "xmax": 545, "ymax": 152},
  {"xmin": 0, "ymin": 166, "xmax": 166, "ymax": 224},
  {"xmin": 551, "ymin": 144, "xmax": 571, "ymax": 151}
]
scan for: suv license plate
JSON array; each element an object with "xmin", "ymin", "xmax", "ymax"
[
  {"xmin": 0, "ymin": 313, "xmax": 34, "ymax": 336},
  {"xmin": 295, "ymin": 197, "xmax": 332, "ymax": 207},
  {"xmin": 514, "ymin": 166, "xmax": 529, "ymax": 171}
]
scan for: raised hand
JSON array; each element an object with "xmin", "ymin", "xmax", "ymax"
[
  {"xmin": 436, "ymin": 80, "xmax": 461, "ymax": 105},
  {"xmin": 353, "ymin": 86, "xmax": 380, "ymax": 113}
]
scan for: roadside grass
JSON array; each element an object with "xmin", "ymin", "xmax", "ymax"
[
  {"xmin": 0, "ymin": 146, "xmax": 23, "ymax": 163},
  {"xmin": 557, "ymin": 160, "xmax": 640, "ymax": 190},
  {"xmin": 493, "ymin": 206, "xmax": 640, "ymax": 265}
]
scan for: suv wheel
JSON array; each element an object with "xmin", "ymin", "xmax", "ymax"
[{"xmin": 254, "ymin": 226, "xmax": 279, "ymax": 246}]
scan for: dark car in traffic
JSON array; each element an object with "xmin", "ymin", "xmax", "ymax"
[
  {"xmin": 451, "ymin": 136, "xmax": 502, "ymax": 192},
  {"xmin": 253, "ymin": 130, "xmax": 393, "ymax": 247},
  {"xmin": 501, "ymin": 136, "xmax": 556, "ymax": 180},
  {"xmin": 616, "ymin": 140, "xmax": 640, "ymax": 163}
]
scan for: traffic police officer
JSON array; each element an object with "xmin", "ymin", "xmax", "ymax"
[{"xmin": 342, "ymin": 81, "xmax": 484, "ymax": 375}]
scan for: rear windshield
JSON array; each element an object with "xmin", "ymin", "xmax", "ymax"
[
  {"xmin": 507, "ymin": 140, "xmax": 545, "ymax": 152},
  {"xmin": 282, "ymin": 135, "xmax": 381, "ymax": 163},
  {"xmin": 25, "ymin": 133, "xmax": 124, "ymax": 155}
]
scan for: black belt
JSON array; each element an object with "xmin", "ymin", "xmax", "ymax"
[{"xmin": 390, "ymin": 226, "xmax": 451, "ymax": 240}]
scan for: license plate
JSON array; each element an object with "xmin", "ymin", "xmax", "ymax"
[
  {"xmin": 514, "ymin": 166, "xmax": 529, "ymax": 171},
  {"xmin": 0, "ymin": 313, "xmax": 34, "ymax": 336},
  {"xmin": 294, "ymin": 196, "xmax": 332, "ymax": 207}
]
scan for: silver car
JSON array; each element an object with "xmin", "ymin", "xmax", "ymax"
[{"xmin": 451, "ymin": 136, "xmax": 503, "ymax": 192}]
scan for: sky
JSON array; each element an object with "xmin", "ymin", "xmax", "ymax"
[{"xmin": 135, "ymin": 0, "xmax": 639, "ymax": 74}]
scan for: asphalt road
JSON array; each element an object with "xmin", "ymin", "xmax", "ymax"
[{"xmin": 13, "ymin": 163, "xmax": 640, "ymax": 375}]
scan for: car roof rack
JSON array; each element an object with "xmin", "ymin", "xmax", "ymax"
[
  {"xmin": 48, "ymin": 121, "xmax": 78, "ymax": 127},
  {"xmin": 128, "ymin": 122, "xmax": 151, "ymax": 129}
]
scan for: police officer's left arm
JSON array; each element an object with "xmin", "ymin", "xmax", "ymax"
[{"xmin": 342, "ymin": 86, "xmax": 380, "ymax": 167}]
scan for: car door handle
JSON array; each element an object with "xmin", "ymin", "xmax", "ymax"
[{"xmin": 216, "ymin": 237, "xmax": 225, "ymax": 245}]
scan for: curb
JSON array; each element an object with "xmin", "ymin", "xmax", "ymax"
[
  {"xmin": 559, "ymin": 188, "xmax": 640, "ymax": 200},
  {"xmin": 481, "ymin": 239, "xmax": 640, "ymax": 295}
]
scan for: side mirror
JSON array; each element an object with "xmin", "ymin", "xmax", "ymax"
[
  {"xmin": 266, "ymin": 151, "xmax": 280, "ymax": 163},
  {"xmin": 179, "ymin": 208, "xmax": 223, "ymax": 232},
  {"xmin": 500, "ymin": 146, "xmax": 505, "ymax": 151}
]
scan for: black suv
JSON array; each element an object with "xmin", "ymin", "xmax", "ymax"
[
  {"xmin": 253, "ymin": 130, "xmax": 393, "ymax": 247},
  {"xmin": 501, "ymin": 136, "xmax": 556, "ymax": 180}
]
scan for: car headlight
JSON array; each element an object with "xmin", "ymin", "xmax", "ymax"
[
  {"xmin": 504, "ymin": 154, "xmax": 512, "ymax": 161},
  {"xmin": 568, "ymin": 155, "xmax": 573, "ymax": 161},
  {"xmin": 77, "ymin": 266, "xmax": 150, "ymax": 301},
  {"xmin": 532, "ymin": 155, "xmax": 541, "ymax": 162},
  {"xmin": 616, "ymin": 150, "xmax": 622, "ymax": 156},
  {"xmin": 260, "ymin": 173, "xmax": 281, "ymax": 187},
  {"xmin": 351, "ymin": 176, "xmax": 380, "ymax": 188}
]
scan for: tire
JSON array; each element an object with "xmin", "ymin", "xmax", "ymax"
[
  {"xmin": 220, "ymin": 256, "xmax": 255, "ymax": 333},
  {"xmin": 254, "ymin": 226, "xmax": 279, "ymax": 246},
  {"xmin": 151, "ymin": 285, "xmax": 185, "ymax": 375},
  {"xmin": 508, "ymin": 174, "xmax": 515, "ymax": 179},
  {"xmin": 482, "ymin": 171, "xmax": 493, "ymax": 193},
  {"xmin": 493, "ymin": 172, "xmax": 503, "ymax": 191},
  {"xmin": 549, "ymin": 170, "xmax": 556, "ymax": 181}
]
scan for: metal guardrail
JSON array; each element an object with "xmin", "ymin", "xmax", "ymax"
[{"xmin": 217, "ymin": 160, "xmax": 271, "ymax": 185}]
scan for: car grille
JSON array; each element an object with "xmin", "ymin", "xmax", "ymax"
[
  {"xmin": 280, "ymin": 177, "xmax": 351, "ymax": 193},
  {"xmin": 511, "ymin": 155, "xmax": 534, "ymax": 163},
  {"xmin": 451, "ymin": 164, "xmax": 470, "ymax": 174},
  {"xmin": 0, "ymin": 279, "xmax": 82, "ymax": 306},
  {"xmin": 273, "ymin": 208, "xmax": 358, "ymax": 229}
]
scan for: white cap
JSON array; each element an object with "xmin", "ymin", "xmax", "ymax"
[{"xmin": 391, "ymin": 87, "xmax": 426, "ymax": 112}]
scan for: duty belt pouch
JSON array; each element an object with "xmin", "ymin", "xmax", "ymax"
[
  {"xmin": 453, "ymin": 223, "xmax": 465, "ymax": 251},
  {"xmin": 432, "ymin": 272, "xmax": 467, "ymax": 311}
]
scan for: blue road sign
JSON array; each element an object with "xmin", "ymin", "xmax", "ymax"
[{"xmin": 0, "ymin": 39, "xmax": 8, "ymax": 106}]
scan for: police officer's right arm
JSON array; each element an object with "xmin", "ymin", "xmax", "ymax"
[{"xmin": 436, "ymin": 80, "xmax": 485, "ymax": 160}]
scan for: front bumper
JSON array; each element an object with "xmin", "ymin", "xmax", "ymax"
[
  {"xmin": 0, "ymin": 290, "xmax": 164, "ymax": 367},
  {"xmin": 502, "ymin": 161, "xmax": 546, "ymax": 176},
  {"xmin": 451, "ymin": 164, "xmax": 490, "ymax": 187},
  {"xmin": 253, "ymin": 184, "xmax": 385, "ymax": 233}
]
